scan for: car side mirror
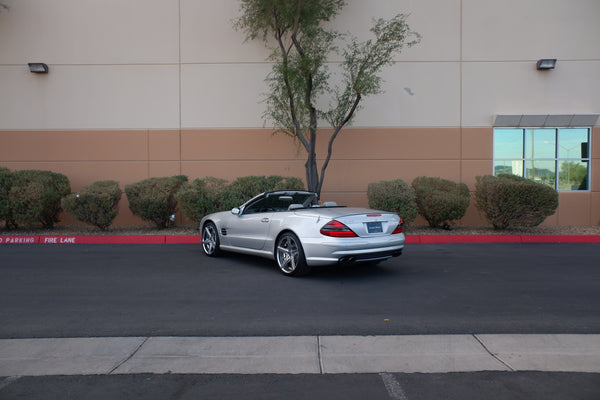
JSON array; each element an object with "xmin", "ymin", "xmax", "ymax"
[{"xmin": 231, "ymin": 208, "xmax": 240, "ymax": 215}]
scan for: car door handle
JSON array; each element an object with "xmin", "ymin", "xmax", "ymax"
[{"xmin": 261, "ymin": 218, "xmax": 269, "ymax": 223}]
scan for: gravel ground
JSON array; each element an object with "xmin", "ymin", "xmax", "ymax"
[
  {"xmin": 0, "ymin": 224, "xmax": 200, "ymax": 236},
  {"xmin": 2, "ymin": 223, "xmax": 599, "ymax": 236},
  {"xmin": 407, "ymin": 224, "xmax": 600, "ymax": 236}
]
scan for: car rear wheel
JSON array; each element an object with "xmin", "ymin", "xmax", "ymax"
[
  {"xmin": 276, "ymin": 232, "xmax": 310, "ymax": 276},
  {"xmin": 201, "ymin": 222, "xmax": 221, "ymax": 257}
]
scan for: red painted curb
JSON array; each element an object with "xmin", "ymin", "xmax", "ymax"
[
  {"xmin": 0, "ymin": 236, "xmax": 39, "ymax": 244},
  {"xmin": 404, "ymin": 236, "xmax": 421, "ymax": 244},
  {"xmin": 165, "ymin": 236, "xmax": 203, "ymax": 244},
  {"xmin": 38, "ymin": 235, "xmax": 166, "ymax": 244},
  {"xmin": 520, "ymin": 235, "xmax": 600, "ymax": 243},
  {"xmin": 418, "ymin": 235, "xmax": 523, "ymax": 244}
]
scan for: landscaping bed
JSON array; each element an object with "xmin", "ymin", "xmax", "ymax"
[{"xmin": 2, "ymin": 223, "xmax": 599, "ymax": 237}]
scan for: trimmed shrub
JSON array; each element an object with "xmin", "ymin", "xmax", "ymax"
[
  {"xmin": 176, "ymin": 177, "xmax": 230, "ymax": 226},
  {"xmin": 177, "ymin": 175, "xmax": 305, "ymax": 226},
  {"xmin": 0, "ymin": 167, "xmax": 13, "ymax": 229},
  {"xmin": 125, "ymin": 175, "xmax": 188, "ymax": 229},
  {"xmin": 61, "ymin": 180, "xmax": 122, "ymax": 231},
  {"xmin": 412, "ymin": 176, "xmax": 470, "ymax": 228},
  {"xmin": 223, "ymin": 175, "xmax": 305, "ymax": 207},
  {"xmin": 367, "ymin": 179, "xmax": 417, "ymax": 226},
  {"xmin": 475, "ymin": 174, "xmax": 559, "ymax": 229},
  {"xmin": 8, "ymin": 170, "xmax": 71, "ymax": 229}
]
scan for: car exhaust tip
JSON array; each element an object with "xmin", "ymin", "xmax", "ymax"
[{"xmin": 338, "ymin": 250, "xmax": 403, "ymax": 265}]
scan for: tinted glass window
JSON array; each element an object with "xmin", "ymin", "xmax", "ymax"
[
  {"xmin": 494, "ymin": 129, "xmax": 523, "ymax": 159},
  {"xmin": 525, "ymin": 129, "xmax": 555, "ymax": 159},
  {"xmin": 493, "ymin": 127, "xmax": 590, "ymax": 191}
]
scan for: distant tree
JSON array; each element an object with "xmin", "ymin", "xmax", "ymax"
[
  {"xmin": 559, "ymin": 161, "xmax": 588, "ymax": 189},
  {"xmin": 235, "ymin": 0, "xmax": 420, "ymax": 198}
]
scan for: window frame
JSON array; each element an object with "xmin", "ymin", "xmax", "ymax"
[{"xmin": 493, "ymin": 127, "xmax": 591, "ymax": 192}]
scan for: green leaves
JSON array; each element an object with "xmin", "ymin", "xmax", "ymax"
[
  {"xmin": 344, "ymin": 15, "xmax": 420, "ymax": 96},
  {"xmin": 367, "ymin": 180, "xmax": 418, "ymax": 226},
  {"xmin": 176, "ymin": 176, "xmax": 305, "ymax": 226},
  {"xmin": 412, "ymin": 176, "xmax": 470, "ymax": 229},
  {"xmin": 62, "ymin": 181, "xmax": 122, "ymax": 231},
  {"xmin": 235, "ymin": 0, "xmax": 420, "ymax": 195},
  {"xmin": 0, "ymin": 167, "xmax": 13, "ymax": 228},
  {"xmin": 235, "ymin": 0, "xmax": 345, "ymax": 42},
  {"xmin": 176, "ymin": 177, "xmax": 230, "ymax": 227},
  {"xmin": 475, "ymin": 174, "xmax": 559, "ymax": 229},
  {"xmin": 125, "ymin": 176, "xmax": 188, "ymax": 229},
  {"xmin": 4, "ymin": 170, "xmax": 71, "ymax": 229}
]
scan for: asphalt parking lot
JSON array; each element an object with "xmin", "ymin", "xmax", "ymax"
[
  {"xmin": 1, "ymin": 243, "xmax": 599, "ymax": 399},
  {"xmin": 1, "ymin": 243, "xmax": 599, "ymax": 338},
  {"xmin": 2, "ymin": 372, "xmax": 600, "ymax": 400}
]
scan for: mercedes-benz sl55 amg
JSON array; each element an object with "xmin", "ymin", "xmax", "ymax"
[{"xmin": 200, "ymin": 191, "xmax": 405, "ymax": 276}]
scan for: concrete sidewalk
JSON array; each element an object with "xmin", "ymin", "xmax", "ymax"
[{"xmin": 1, "ymin": 334, "xmax": 599, "ymax": 376}]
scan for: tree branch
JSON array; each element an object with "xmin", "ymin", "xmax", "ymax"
[
  {"xmin": 274, "ymin": 29, "xmax": 309, "ymax": 152},
  {"xmin": 317, "ymin": 92, "xmax": 361, "ymax": 194}
]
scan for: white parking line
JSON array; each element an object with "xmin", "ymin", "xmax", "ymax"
[
  {"xmin": 380, "ymin": 373, "xmax": 408, "ymax": 400},
  {"xmin": 0, "ymin": 376, "xmax": 21, "ymax": 391}
]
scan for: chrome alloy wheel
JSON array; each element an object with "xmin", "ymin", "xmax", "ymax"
[
  {"xmin": 277, "ymin": 235, "xmax": 300, "ymax": 273},
  {"xmin": 276, "ymin": 232, "xmax": 310, "ymax": 276},
  {"xmin": 202, "ymin": 222, "xmax": 220, "ymax": 256}
]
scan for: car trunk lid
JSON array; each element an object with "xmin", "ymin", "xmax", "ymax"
[{"xmin": 334, "ymin": 211, "xmax": 400, "ymax": 237}]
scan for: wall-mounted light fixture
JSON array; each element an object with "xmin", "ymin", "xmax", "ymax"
[
  {"xmin": 28, "ymin": 63, "xmax": 49, "ymax": 73},
  {"xmin": 536, "ymin": 59, "xmax": 556, "ymax": 70}
]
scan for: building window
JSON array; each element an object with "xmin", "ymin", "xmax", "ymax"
[{"xmin": 493, "ymin": 128, "xmax": 590, "ymax": 191}]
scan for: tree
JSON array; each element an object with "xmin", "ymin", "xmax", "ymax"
[
  {"xmin": 235, "ymin": 0, "xmax": 420, "ymax": 198},
  {"xmin": 559, "ymin": 161, "xmax": 588, "ymax": 190}
]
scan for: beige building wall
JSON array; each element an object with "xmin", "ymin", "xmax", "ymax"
[{"xmin": 1, "ymin": 0, "xmax": 599, "ymax": 226}]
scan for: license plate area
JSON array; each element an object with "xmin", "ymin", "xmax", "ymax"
[{"xmin": 366, "ymin": 221, "xmax": 383, "ymax": 234}]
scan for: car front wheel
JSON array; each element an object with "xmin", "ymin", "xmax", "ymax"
[
  {"xmin": 276, "ymin": 232, "xmax": 310, "ymax": 276},
  {"xmin": 201, "ymin": 222, "xmax": 221, "ymax": 257}
]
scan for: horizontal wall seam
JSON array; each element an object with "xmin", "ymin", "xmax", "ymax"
[
  {"xmin": 0, "ymin": 159, "xmax": 492, "ymax": 162},
  {"xmin": 2, "ymin": 59, "xmax": 599, "ymax": 68},
  {"xmin": 0, "ymin": 126, "xmax": 469, "ymax": 131},
  {"xmin": 0, "ymin": 125, "xmax": 482, "ymax": 131},
  {"xmin": 2, "ymin": 60, "xmax": 598, "ymax": 69},
  {"xmin": 0, "ymin": 158, "xmax": 452, "ymax": 161}
]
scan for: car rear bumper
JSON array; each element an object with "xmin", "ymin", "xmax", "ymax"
[
  {"xmin": 337, "ymin": 248, "xmax": 403, "ymax": 264},
  {"xmin": 302, "ymin": 234, "xmax": 405, "ymax": 266}
]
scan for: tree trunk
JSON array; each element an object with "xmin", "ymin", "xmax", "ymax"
[{"xmin": 305, "ymin": 149, "xmax": 319, "ymax": 196}]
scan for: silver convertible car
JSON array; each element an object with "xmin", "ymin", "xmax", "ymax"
[{"xmin": 200, "ymin": 190, "xmax": 405, "ymax": 276}]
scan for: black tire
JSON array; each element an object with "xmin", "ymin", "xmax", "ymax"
[
  {"xmin": 201, "ymin": 222, "xmax": 221, "ymax": 257},
  {"xmin": 275, "ymin": 232, "xmax": 311, "ymax": 276}
]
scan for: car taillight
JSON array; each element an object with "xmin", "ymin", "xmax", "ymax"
[
  {"xmin": 320, "ymin": 220, "xmax": 358, "ymax": 237},
  {"xmin": 392, "ymin": 219, "xmax": 404, "ymax": 234}
]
